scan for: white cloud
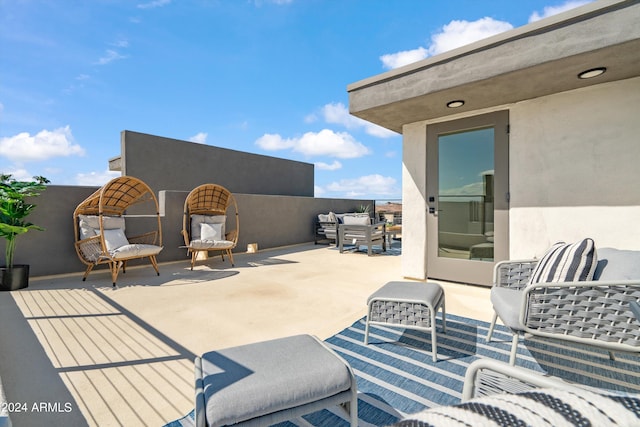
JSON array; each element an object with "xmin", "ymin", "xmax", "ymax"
[
  {"xmin": 380, "ymin": 47, "xmax": 428, "ymax": 70},
  {"xmin": 1, "ymin": 168, "xmax": 32, "ymax": 181},
  {"xmin": 296, "ymin": 130, "xmax": 370, "ymax": 158},
  {"xmin": 321, "ymin": 102, "xmax": 397, "ymax": 138},
  {"xmin": 304, "ymin": 113, "xmax": 318, "ymax": 123},
  {"xmin": 381, "ymin": 17, "xmax": 513, "ymax": 69},
  {"xmin": 112, "ymin": 39, "xmax": 129, "ymax": 48},
  {"xmin": 0, "ymin": 126, "xmax": 85, "ymax": 162},
  {"xmin": 75, "ymin": 170, "xmax": 121, "ymax": 186},
  {"xmin": 326, "ymin": 174, "xmax": 398, "ymax": 197},
  {"xmin": 95, "ymin": 49, "xmax": 127, "ymax": 65},
  {"xmin": 256, "ymin": 129, "xmax": 370, "ymax": 159},
  {"xmin": 430, "ymin": 18, "xmax": 513, "ymax": 56},
  {"xmin": 529, "ymin": 0, "xmax": 592, "ymax": 22},
  {"xmin": 315, "ymin": 160, "xmax": 342, "ymax": 171},
  {"xmin": 255, "ymin": 133, "xmax": 296, "ymax": 151},
  {"xmin": 314, "ymin": 185, "xmax": 326, "ymax": 196},
  {"xmin": 189, "ymin": 132, "xmax": 208, "ymax": 144},
  {"xmin": 137, "ymin": 0, "xmax": 171, "ymax": 9}
]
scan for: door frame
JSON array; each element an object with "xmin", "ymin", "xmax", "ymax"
[{"xmin": 426, "ymin": 110, "xmax": 509, "ymax": 286}]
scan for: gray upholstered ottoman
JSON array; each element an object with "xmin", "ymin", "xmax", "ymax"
[
  {"xmin": 194, "ymin": 334, "xmax": 358, "ymax": 427},
  {"xmin": 365, "ymin": 281, "xmax": 446, "ymax": 362}
]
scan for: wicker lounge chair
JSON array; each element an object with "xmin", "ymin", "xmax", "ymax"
[
  {"xmin": 487, "ymin": 240, "xmax": 640, "ymax": 365},
  {"xmin": 181, "ymin": 183, "xmax": 239, "ymax": 270},
  {"xmin": 73, "ymin": 176, "xmax": 163, "ymax": 286}
]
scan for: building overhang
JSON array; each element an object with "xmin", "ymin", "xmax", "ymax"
[{"xmin": 348, "ymin": 0, "xmax": 640, "ymax": 134}]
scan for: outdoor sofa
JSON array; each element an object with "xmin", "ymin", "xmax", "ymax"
[{"xmin": 314, "ymin": 212, "xmax": 371, "ymax": 245}]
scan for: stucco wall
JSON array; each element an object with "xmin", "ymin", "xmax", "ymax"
[
  {"xmin": 509, "ymin": 76, "xmax": 640, "ymax": 258},
  {"xmin": 401, "ymin": 123, "xmax": 427, "ymax": 279},
  {"xmin": 401, "ymin": 76, "xmax": 640, "ymax": 280},
  {"xmin": 120, "ymin": 130, "xmax": 314, "ymax": 196},
  {"xmin": 2, "ymin": 185, "xmax": 370, "ymax": 278}
]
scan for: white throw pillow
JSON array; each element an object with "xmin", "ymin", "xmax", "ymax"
[
  {"xmin": 103, "ymin": 228, "xmax": 130, "ymax": 251},
  {"xmin": 200, "ymin": 223, "xmax": 223, "ymax": 241}
]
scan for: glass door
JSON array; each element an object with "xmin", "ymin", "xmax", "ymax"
[{"xmin": 426, "ymin": 111, "xmax": 509, "ymax": 286}]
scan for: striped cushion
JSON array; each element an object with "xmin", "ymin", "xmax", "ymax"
[
  {"xmin": 392, "ymin": 388, "xmax": 640, "ymax": 427},
  {"xmin": 529, "ymin": 238, "xmax": 597, "ymax": 284}
]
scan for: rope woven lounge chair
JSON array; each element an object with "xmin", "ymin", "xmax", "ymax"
[
  {"xmin": 486, "ymin": 240, "xmax": 640, "ymax": 365},
  {"xmin": 73, "ymin": 176, "xmax": 163, "ymax": 286},
  {"xmin": 182, "ymin": 183, "xmax": 239, "ymax": 270}
]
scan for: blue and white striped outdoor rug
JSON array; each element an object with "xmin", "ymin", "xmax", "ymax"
[{"xmin": 164, "ymin": 313, "xmax": 640, "ymax": 427}]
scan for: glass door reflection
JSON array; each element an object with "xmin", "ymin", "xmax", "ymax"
[{"xmin": 438, "ymin": 127, "xmax": 494, "ymax": 261}]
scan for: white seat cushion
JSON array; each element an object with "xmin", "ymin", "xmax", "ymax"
[
  {"xmin": 189, "ymin": 239, "xmax": 234, "ymax": 250},
  {"xmin": 110, "ymin": 244, "xmax": 163, "ymax": 259},
  {"xmin": 342, "ymin": 215, "xmax": 370, "ymax": 225}
]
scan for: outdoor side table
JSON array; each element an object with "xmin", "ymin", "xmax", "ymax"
[
  {"xmin": 195, "ymin": 334, "xmax": 358, "ymax": 427},
  {"xmin": 365, "ymin": 281, "xmax": 446, "ymax": 362}
]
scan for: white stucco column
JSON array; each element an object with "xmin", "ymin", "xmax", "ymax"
[{"xmin": 401, "ymin": 122, "xmax": 428, "ymax": 279}]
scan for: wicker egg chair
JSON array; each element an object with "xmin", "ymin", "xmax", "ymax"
[
  {"xmin": 73, "ymin": 176, "xmax": 163, "ymax": 286},
  {"xmin": 182, "ymin": 184, "xmax": 239, "ymax": 270}
]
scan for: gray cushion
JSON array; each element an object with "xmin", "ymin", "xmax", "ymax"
[
  {"xmin": 343, "ymin": 215, "xmax": 370, "ymax": 225},
  {"xmin": 78, "ymin": 215, "xmax": 126, "ymax": 239},
  {"xmin": 103, "ymin": 228, "xmax": 130, "ymax": 251},
  {"xmin": 594, "ymin": 247, "xmax": 640, "ymax": 281},
  {"xmin": 191, "ymin": 215, "xmax": 226, "ymax": 240},
  {"xmin": 529, "ymin": 238, "xmax": 597, "ymax": 284},
  {"xmin": 368, "ymin": 281, "xmax": 442, "ymax": 306},
  {"xmin": 490, "ymin": 287, "xmax": 524, "ymax": 331},
  {"xmin": 198, "ymin": 334, "xmax": 352, "ymax": 426}
]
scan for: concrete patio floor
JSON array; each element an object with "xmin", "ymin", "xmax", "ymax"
[{"xmin": 0, "ymin": 241, "xmax": 492, "ymax": 427}]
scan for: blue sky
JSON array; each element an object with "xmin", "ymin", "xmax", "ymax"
[{"xmin": 0, "ymin": 0, "xmax": 591, "ymax": 199}]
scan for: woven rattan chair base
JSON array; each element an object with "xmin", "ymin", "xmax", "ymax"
[{"xmin": 365, "ymin": 281, "xmax": 446, "ymax": 362}]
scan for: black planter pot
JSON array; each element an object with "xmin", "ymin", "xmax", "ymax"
[{"xmin": 0, "ymin": 264, "xmax": 30, "ymax": 291}]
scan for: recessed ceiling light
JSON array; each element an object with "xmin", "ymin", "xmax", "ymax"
[
  {"xmin": 578, "ymin": 67, "xmax": 606, "ymax": 79},
  {"xmin": 447, "ymin": 100, "xmax": 465, "ymax": 108}
]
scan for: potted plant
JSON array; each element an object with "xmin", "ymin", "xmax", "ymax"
[{"xmin": 0, "ymin": 174, "xmax": 49, "ymax": 291}]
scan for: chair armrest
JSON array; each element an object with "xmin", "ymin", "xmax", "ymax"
[
  {"xmin": 462, "ymin": 359, "xmax": 581, "ymax": 401},
  {"xmin": 75, "ymin": 235, "xmax": 106, "ymax": 263},
  {"xmin": 493, "ymin": 259, "xmax": 538, "ymax": 290},
  {"xmin": 521, "ymin": 279, "xmax": 640, "ymax": 352},
  {"xmin": 317, "ymin": 220, "xmax": 338, "ymax": 230},
  {"xmin": 225, "ymin": 228, "xmax": 238, "ymax": 243}
]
